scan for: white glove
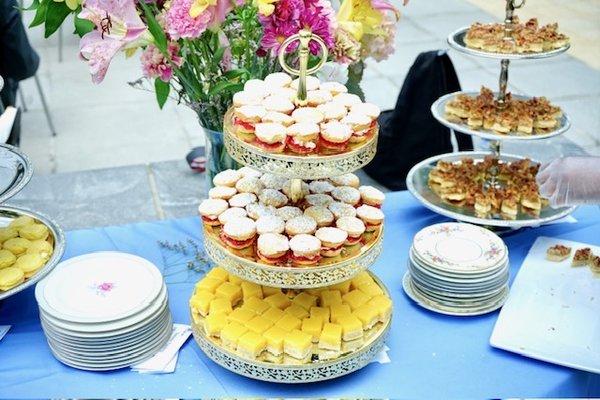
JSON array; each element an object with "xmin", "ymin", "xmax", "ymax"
[{"xmin": 536, "ymin": 156, "xmax": 600, "ymax": 208}]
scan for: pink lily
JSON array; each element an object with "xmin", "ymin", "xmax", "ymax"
[
  {"xmin": 370, "ymin": 0, "xmax": 400, "ymax": 20},
  {"xmin": 78, "ymin": 0, "xmax": 152, "ymax": 83}
]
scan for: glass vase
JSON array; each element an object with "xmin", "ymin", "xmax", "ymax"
[{"xmin": 201, "ymin": 125, "xmax": 239, "ymax": 195}]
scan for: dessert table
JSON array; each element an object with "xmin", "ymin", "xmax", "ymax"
[{"xmin": 1, "ymin": 191, "xmax": 599, "ymax": 398}]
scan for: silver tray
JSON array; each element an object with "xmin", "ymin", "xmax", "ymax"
[
  {"xmin": 191, "ymin": 272, "xmax": 392, "ymax": 383},
  {"xmin": 431, "ymin": 92, "xmax": 571, "ymax": 141},
  {"xmin": 0, "ymin": 205, "xmax": 65, "ymax": 301},
  {"xmin": 406, "ymin": 151, "xmax": 577, "ymax": 228},
  {"xmin": 0, "ymin": 144, "xmax": 33, "ymax": 204},
  {"xmin": 447, "ymin": 27, "xmax": 570, "ymax": 60}
]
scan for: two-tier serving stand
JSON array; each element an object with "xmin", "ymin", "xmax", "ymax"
[
  {"xmin": 190, "ymin": 30, "xmax": 392, "ymax": 383},
  {"xmin": 407, "ymin": 0, "xmax": 577, "ymax": 228}
]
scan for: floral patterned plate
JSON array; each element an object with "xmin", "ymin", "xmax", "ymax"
[{"xmin": 412, "ymin": 222, "xmax": 507, "ymax": 274}]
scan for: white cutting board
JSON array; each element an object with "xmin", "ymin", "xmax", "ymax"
[{"xmin": 490, "ymin": 236, "xmax": 600, "ymax": 373}]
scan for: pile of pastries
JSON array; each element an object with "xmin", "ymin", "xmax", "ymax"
[
  {"xmin": 465, "ymin": 17, "xmax": 569, "ymax": 54},
  {"xmin": 198, "ymin": 167, "xmax": 385, "ymax": 267},
  {"xmin": 428, "ymin": 156, "xmax": 547, "ymax": 219},
  {"xmin": 0, "ymin": 215, "xmax": 54, "ymax": 291},
  {"xmin": 190, "ymin": 267, "xmax": 392, "ymax": 364},
  {"xmin": 547, "ymin": 244, "xmax": 600, "ymax": 274},
  {"xmin": 445, "ymin": 87, "xmax": 562, "ymax": 135},
  {"xmin": 230, "ymin": 72, "xmax": 380, "ymax": 155}
]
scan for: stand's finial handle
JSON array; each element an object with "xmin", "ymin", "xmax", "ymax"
[{"xmin": 277, "ymin": 29, "xmax": 328, "ymax": 107}]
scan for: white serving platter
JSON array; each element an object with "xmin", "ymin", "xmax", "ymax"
[{"xmin": 490, "ymin": 236, "xmax": 600, "ymax": 374}]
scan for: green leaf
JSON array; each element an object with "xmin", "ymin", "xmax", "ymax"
[
  {"xmin": 73, "ymin": 13, "xmax": 94, "ymax": 37},
  {"xmin": 155, "ymin": 79, "xmax": 170, "ymax": 109},
  {"xmin": 208, "ymin": 81, "xmax": 243, "ymax": 97},
  {"xmin": 223, "ymin": 69, "xmax": 249, "ymax": 81},
  {"xmin": 44, "ymin": 1, "xmax": 71, "ymax": 38},
  {"xmin": 212, "ymin": 47, "xmax": 226, "ymax": 67},
  {"xmin": 139, "ymin": 2, "xmax": 167, "ymax": 53},
  {"xmin": 22, "ymin": 0, "xmax": 40, "ymax": 12},
  {"xmin": 29, "ymin": 0, "xmax": 47, "ymax": 28}
]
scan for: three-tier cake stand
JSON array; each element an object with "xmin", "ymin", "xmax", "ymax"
[
  {"xmin": 407, "ymin": 0, "xmax": 577, "ymax": 228},
  {"xmin": 191, "ymin": 30, "xmax": 392, "ymax": 382}
]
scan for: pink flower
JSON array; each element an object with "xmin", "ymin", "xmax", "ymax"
[
  {"xmin": 78, "ymin": 0, "xmax": 151, "ymax": 83},
  {"xmin": 360, "ymin": 12, "xmax": 397, "ymax": 61},
  {"xmin": 165, "ymin": 0, "xmax": 212, "ymax": 39},
  {"xmin": 141, "ymin": 42, "xmax": 183, "ymax": 82}
]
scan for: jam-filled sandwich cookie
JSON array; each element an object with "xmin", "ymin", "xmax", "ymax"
[
  {"xmin": 328, "ymin": 201, "xmax": 357, "ymax": 219},
  {"xmin": 304, "ymin": 206, "xmax": 334, "ymax": 228},
  {"xmin": 255, "ymin": 215, "xmax": 286, "ymax": 235},
  {"xmin": 356, "ymin": 205, "xmax": 384, "ymax": 232},
  {"xmin": 213, "ymin": 169, "xmax": 243, "ymax": 187},
  {"xmin": 329, "ymin": 173, "xmax": 360, "ymax": 188},
  {"xmin": 319, "ymin": 121, "xmax": 353, "ymax": 152},
  {"xmin": 290, "ymin": 76, "xmax": 320, "ymax": 92},
  {"xmin": 305, "ymin": 193, "xmax": 334, "ymax": 208},
  {"xmin": 198, "ymin": 199, "xmax": 229, "ymax": 227},
  {"xmin": 262, "ymin": 95, "xmax": 295, "ymax": 115},
  {"xmin": 331, "ymin": 186, "xmax": 361, "ymax": 206},
  {"xmin": 235, "ymin": 176, "xmax": 264, "ymax": 195},
  {"xmin": 208, "ymin": 185, "xmax": 237, "ymax": 200},
  {"xmin": 220, "ymin": 217, "xmax": 257, "ymax": 250},
  {"xmin": 285, "ymin": 216, "xmax": 318, "ymax": 236},
  {"xmin": 262, "ymin": 111, "xmax": 295, "ymax": 127},
  {"xmin": 259, "ymin": 188, "xmax": 288, "ymax": 208},
  {"xmin": 264, "ymin": 72, "xmax": 293, "ymax": 88},
  {"xmin": 276, "ymin": 206, "xmax": 303, "ymax": 222},
  {"xmin": 229, "ymin": 192, "xmax": 258, "ymax": 209},
  {"xmin": 218, "ymin": 207, "xmax": 247, "ymax": 225},
  {"xmin": 257, "ymin": 233, "xmax": 290, "ymax": 265},
  {"xmin": 336, "ymin": 216, "xmax": 366, "ymax": 246},
  {"xmin": 315, "ymin": 227, "xmax": 348, "ymax": 257},
  {"xmin": 358, "ymin": 185, "xmax": 385, "ymax": 208},
  {"xmin": 233, "ymin": 105, "xmax": 266, "ymax": 142},
  {"xmin": 341, "ymin": 113, "xmax": 373, "ymax": 143},
  {"xmin": 320, "ymin": 81, "xmax": 348, "ymax": 96},
  {"xmin": 254, "ymin": 123, "xmax": 287, "ymax": 153},
  {"xmin": 289, "ymin": 234, "xmax": 322, "ymax": 266},
  {"xmin": 286, "ymin": 122, "xmax": 319, "ymax": 155}
]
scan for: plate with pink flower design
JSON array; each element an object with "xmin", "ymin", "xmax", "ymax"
[
  {"xmin": 35, "ymin": 252, "xmax": 164, "ymax": 324},
  {"xmin": 412, "ymin": 222, "xmax": 507, "ymax": 274}
]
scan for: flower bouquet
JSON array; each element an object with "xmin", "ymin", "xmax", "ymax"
[{"xmin": 26, "ymin": 0, "xmax": 407, "ymax": 187}]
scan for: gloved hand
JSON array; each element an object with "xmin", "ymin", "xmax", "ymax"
[{"xmin": 536, "ymin": 156, "xmax": 600, "ymax": 208}]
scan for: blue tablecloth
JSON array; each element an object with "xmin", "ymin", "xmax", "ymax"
[{"xmin": 1, "ymin": 191, "xmax": 599, "ymax": 397}]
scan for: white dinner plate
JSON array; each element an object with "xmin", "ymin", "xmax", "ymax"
[
  {"xmin": 412, "ymin": 223, "xmax": 507, "ymax": 274},
  {"xmin": 408, "ymin": 263, "xmax": 508, "ymax": 296},
  {"xmin": 36, "ymin": 252, "xmax": 164, "ymax": 324},
  {"xmin": 410, "ymin": 247, "xmax": 508, "ymax": 280}
]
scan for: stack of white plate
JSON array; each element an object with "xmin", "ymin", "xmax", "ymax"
[
  {"xmin": 403, "ymin": 222, "xmax": 509, "ymax": 316},
  {"xmin": 35, "ymin": 252, "xmax": 171, "ymax": 371}
]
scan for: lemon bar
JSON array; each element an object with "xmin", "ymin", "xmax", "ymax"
[
  {"xmin": 263, "ymin": 326, "xmax": 287, "ymax": 355},
  {"xmin": 368, "ymin": 295, "xmax": 392, "ymax": 322},
  {"xmin": 353, "ymin": 304, "xmax": 380, "ymax": 330},
  {"xmin": 227, "ymin": 274, "xmax": 243, "ymax": 285},
  {"xmin": 301, "ymin": 317, "xmax": 324, "ymax": 343},
  {"xmin": 319, "ymin": 323, "xmax": 342, "ymax": 351},
  {"xmin": 221, "ymin": 322, "xmax": 248, "ymax": 349},
  {"xmin": 342, "ymin": 337, "xmax": 364, "ymax": 353},
  {"xmin": 359, "ymin": 282, "xmax": 384, "ymax": 297},
  {"xmin": 337, "ymin": 314, "xmax": 364, "ymax": 341},
  {"xmin": 305, "ymin": 288, "xmax": 323, "ymax": 297},
  {"xmin": 284, "ymin": 329, "xmax": 313, "ymax": 359},
  {"xmin": 262, "ymin": 307, "xmax": 285, "ymax": 324},
  {"xmin": 292, "ymin": 292, "xmax": 317, "ymax": 310},
  {"xmin": 243, "ymin": 297, "xmax": 271, "ymax": 315},
  {"xmin": 262, "ymin": 286, "xmax": 282, "ymax": 296},
  {"xmin": 189, "ymin": 290, "xmax": 215, "ymax": 317},
  {"xmin": 216, "ymin": 281, "xmax": 243, "ymax": 306},
  {"xmin": 247, "ymin": 315, "xmax": 273, "ymax": 334},
  {"xmin": 227, "ymin": 307, "xmax": 255, "ymax": 324},
  {"xmin": 196, "ymin": 276, "xmax": 222, "ymax": 293},
  {"xmin": 310, "ymin": 306, "xmax": 330, "ymax": 323},
  {"xmin": 319, "ymin": 290, "xmax": 342, "ymax": 307},
  {"xmin": 342, "ymin": 289, "xmax": 371, "ymax": 311},
  {"xmin": 285, "ymin": 304, "xmax": 309, "ymax": 320},
  {"xmin": 238, "ymin": 331, "xmax": 267, "ymax": 359},
  {"xmin": 209, "ymin": 297, "xmax": 233, "ymax": 315},
  {"xmin": 206, "ymin": 266, "xmax": 229, "ymax": 282},
  {"xmin": 330, "ymin": 303, "xmax": 352, "ymax": 323},
  {"xmin": 350, "ymin": 271, "xmax": 374, "ymax": 289},
  {"xmin": 328, "ymin": 280, "xmax": 351, "ymax": 294},
  {"xmin": 241, "ymin": 281, "xmax": 263, "ymax": 300},
  {"xmin": 275, "ymin": 313, "xmax": 302, "ymax": 332},
  {"xmin": 203, "ymin": 313, "xmax": 228, "ymax": 337},
  {"xmin": 265, "ymin": 292, "xmax": 291, "ymax": 310}
]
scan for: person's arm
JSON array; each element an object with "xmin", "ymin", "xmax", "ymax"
[{"xmin": 536, "ymin": 156, "xmax": 600, "ymax": 207}]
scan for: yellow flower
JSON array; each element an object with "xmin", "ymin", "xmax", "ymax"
[
  {"xmin": 53, "ymin": 0, "xmax": 80, "ymax": 11},
  {"xmin": 254, "ymin": 0, "xmax": 278, "ymax": 17},
  {"xmin": 189, "ymin": 0, "xmax": 217, "ymax": 18},
  {"xmin": 337, "ymin": 0, "xmax": 385, "ymax": 41}
]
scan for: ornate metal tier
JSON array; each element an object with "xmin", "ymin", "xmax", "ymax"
[
  {"xmin": 405, "ymin": 151, "xmax": 577, "ymax": 228},
  {"xmin": 190, "ymin": 273, "xmax": 392, "ymax": 383},
  {"xmin": 0, "ymin": 144, "xmax": 33, "ymax": 204},
  {"xmin": 0, "ymin": 205, "xmax": 66, "ymax": 301},
  {"xmin": 224, "ymin": 109, "xmax": 379, "ymax": 180},
  {"xmin": 431, "ymin": 91, "xmax": 571, "ymax": 142},
  {"xmin": 203, "ymin": 226, "xmax": 383, "ymax": 289}
]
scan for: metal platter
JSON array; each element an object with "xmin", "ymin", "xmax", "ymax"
[
  {"xmin": 223, "ymin": 108, "xmax": 378, "ymax": 180},
  {"xmin": 190, "ymin": 273, "xmax": 391, "ymax": 383},
  {"xmin": 431, "ymin": 92, "xmax": 571, "ymax": 141},
  {"xmin": 406, "ymin": 151, "xmax": 577, "ymax": 228},
  {"xmin": 0, "ymin": 205, "xmax": 65, "ymax": 301},
  {"xmin": 0, "ymin": 144, "xmax": 33, "ymax": 204},
  {"xmin": 447, "ymin": 27, "xmax": 571, "ymax": 60},
  {"xmin": 203, "ymin": 226, "xmax": 383, "ymax": 289}
]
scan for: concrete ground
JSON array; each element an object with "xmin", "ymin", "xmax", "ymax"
[{"xmin": 17, "ymin": 0, "xmax": 600, "ymax": 176}]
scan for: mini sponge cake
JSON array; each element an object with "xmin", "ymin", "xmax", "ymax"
[
  {"xmin": 233, "ymin": 105, "xmax": 267, "ymax": 140},
  {"xmin": 341, "ymin": 113, "xmax": 372, "ymax": 143},
  {"xmin": 264, "ymin": 72, "xmax": 292, "ymax": 88},
  {"xmin": 198, "ymin": 199, "xmax": 229, "ymax": 226},
  {"xmin": 229, "ymin": 192, "xmax": 258, "ymax": 208},
  {"xmin": 233, "ymin": 90, "xmax": 262, "ymax": 107},
  {"xmin": 359, "ymin": 185, "xmax": 385, "ymax": 208},
  {"xmin": 304, "ymin": 206, "xmax": 334, "ymax": 227},
  {"xmin": 329, "ymin": 173, "xmax": 360, "ymax": 188},
  {"xmin": 328, "ymin": 201, "xmax": 357, "ymax": 218},
  {"xmin": 336, "ymin": 216, "xmax": 366, "ymax": 246},
  {"xmin": 0, "ymin": 267, "xmax": 24, "ymax": 291},
  {"xmin": 257, "ymin": 233, "xmax": 289, "ymax": 265},
  {"xmin": 262, "ymin": 111, "xmax": 294, "ymax": 127},
  {"xmin": 305, "ymin": 193, "xmax": 334, "ymax": 207},
  {"xmin": 285, "ymin": 216, "xmax": 317, "ymax": 236},
  {"xmin": 291, "ymin": 107, "xmax": 324, "ymax": 124},
  {"xmin": 238, "ymin": 166, "xmax": 262, "ymax": 179},
  {"xmin": 221, "ymin": 217, "xmax": 257, "ymax": 250},
  {"xmin": 331, "ymin": 186, "xmax": 361, "ymax": 206},
  {"xmin": 290, "ymin": 76, "xmax": 320, "ymax": 91},
  {"xmin": 276, "ymin": 206, "xmax": 303, "ymax": 222},
  {"xmin": 319, "ymin": 121, "xmax": 352, "ymax": 152},
  {"xmin": 317, "ymin": 102, "xmax": 347, "ymax": 121},
  {"xmin": 260, "ymin": 173, "xmax": 288, "ymax": 190},
  {"xmin": 286, "ymin": 122, "xmax": 319, "ymax": 154},
  {"xmin": 15, "ymin": 253, "xmax": 45, "ymax": 278},
  {"xmin": 262, "ymin": 95, "xmax": 295, "ymax": 115},
  {"xmin": 332, "ymin": 93, "xmax": 361, "ymax": 108},
  {"xmin": 246, "ymin": 203, "xmax": 276, "ymax": 220},
  {"xmin": 254, "ymin": 123, "xmax": 287, "ymax": 153},
  {"xmin": 213, "ymin": 169, "xmax": 243, "ymax": 187},
  {"xmin": 308, "ymin": 180, "xmax": 334, "ymax": 194},
  {"xmin": 356, "ymin": 205, "xmax": 384, "ymax": 232},
  {"xmin": 235, "ymin": 177, "xmax": 264, "ymax": 194},
  {"xmin": 315, "ymin": 227, "xmax": 348, "ymax": 257},
  {"xmin": 255, "ymin": 215, "xmax": 285, "ymax": 235},
  {"xmin": 350, "ymin": 102, "xmax": 381, "ymax": 120},
  {"xmin": 259, "ymin": 189, "xmax": 288, "ymax": 208},
  {"xmin": 209, "ymin": 186, "xmax": 237, "ymax": 200},
  {"xmin": 218, "ymin": 207, "xmax": 247, "ymax": 225},
  {"xmin": 289, "ymin": 234, "xmax": 321, "ymax": 266},
  {"xmin": 306, "ymin": 90, "xmax": 333, "ymax": 107}
]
